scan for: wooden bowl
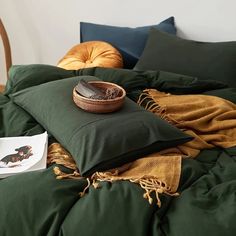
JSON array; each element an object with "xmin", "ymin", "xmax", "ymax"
[{"xmin": 73, "ymin": 81, "xmax": 126, "ymax": 113}]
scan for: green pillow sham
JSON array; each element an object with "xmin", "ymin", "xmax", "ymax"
[
  {"xmin": 135, "ymin": 28, "xmax": 236, "ymax": 87},
  {"xmin": 5, "ymin": 64, "xmax": 75, "ymax": 95},
  {"xmin": 11, "ymin": 76, "xmax": 192, "ymax": 176}
]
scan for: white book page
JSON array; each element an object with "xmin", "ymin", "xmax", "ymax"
[{"xmin": 0, "ymin": 132, "xmax": 48, "ymax": 176}]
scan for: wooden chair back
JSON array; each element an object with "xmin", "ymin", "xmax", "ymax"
[{"xmin": 0, "ymin": 18, "xmax": 12, "ymax": 80}]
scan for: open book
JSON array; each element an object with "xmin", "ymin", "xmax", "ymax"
[{"xmin": 0, "ymin": 132, "xmax": 48, "ymax": 178}]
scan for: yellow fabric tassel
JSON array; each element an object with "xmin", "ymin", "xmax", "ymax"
[
  {"xmin": 48, "ymin": 143, "xmax": 78, "ymax": 170},
  {"xmin": 47, "ymin": 142, "xmax": 181, "ymax": 207},
  {"xmin": 92, "ymin": 172, "xmax": 179, "ymax": 207},
  {"xmin": 79, "ymin": 178, "xmax": 91, "ymax": 197},
  {"xmin": 137, "ymin": 90, "xmax": 179, "ymax": 125},
  {"xmin": 53, "ymin": 166, "xmax": 82, "ymax": 180},
  {"xmin": 91, "ymin": 154, "xmax": 181, "ymax": 207},
  {"xmin": 48, "ymin": 143, "xmax": 83, "ymax": 180}
]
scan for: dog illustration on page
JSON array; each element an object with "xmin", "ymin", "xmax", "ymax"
[{"xmin": 0, "ymin": 145, "xmax": 33, "ymax": 167}]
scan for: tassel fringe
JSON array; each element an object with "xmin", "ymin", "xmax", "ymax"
[
  {"xmin": 48, "ymin": 132, "xmax": 179, "ymax": 207},
  {"xmin": 91, "ymin": 171, "xmax": 179, "ymax": 208},
  {"xmin": 48, "ymin": 143, "xmax": 77, "ymax": 170},
  {"xmin": 53, "ymin": 166, "xmax": 82, "ymax": 180},
  {"xmin": 79, "ymin": 178, "xmax": 91, "ymax": 197},
  {"xmin": 137, "ymin": 90, "xmax": 180, "ymax": 125}
]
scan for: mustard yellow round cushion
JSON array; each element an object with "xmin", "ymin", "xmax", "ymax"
[{"xmin": 57, "ymin": 41, "xmax": 123, "ymax": 70}]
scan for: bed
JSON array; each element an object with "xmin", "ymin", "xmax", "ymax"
[{"xmin": 0, "ymin": 17, "xmax": 236, "ymax": 236}]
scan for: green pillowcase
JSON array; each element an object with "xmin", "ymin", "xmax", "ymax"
[
  {"xmin": 5, "ymin": 64, "xmax": 75, "ymax": 95},
  {"xmin": 11, "ymin": 76, "xmax": 192, "ymax": 176},
  {"xmin": 135, "ymin": 28, "xmax": 236, "ymax": 87}
]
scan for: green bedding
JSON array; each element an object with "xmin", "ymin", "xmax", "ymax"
[{"xmin": 0, "ymin": 65, "xmax": 236, "ymax": 236}]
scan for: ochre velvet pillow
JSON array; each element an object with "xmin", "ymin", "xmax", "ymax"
[{"xmin": 57, "ymin": 41, "xmax": 123, "ymax": 70}]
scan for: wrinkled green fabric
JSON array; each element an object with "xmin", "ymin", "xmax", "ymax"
[
  {"xmin": 0, "ymin": 150, "xmax": 235, "ymax": 236},
  {"xmin": 0, "ymin": 64, "xmax": 236, "ymax": 236},
  {"xmin": 0, "ymin": 166, "xmax": 87, "ymax": 236},
  {"xmin": 164, "ymin": 151, "xmax": 236, "ymax": 236}
]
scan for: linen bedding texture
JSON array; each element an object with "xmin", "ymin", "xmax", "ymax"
[
  {"xmin": 11, "ymin": 75, "xmax": 192, "ymax": 176},
  {"xmin": 135, "ymin": 28, "xmax": 236, "ymax": 87},
  {"xmin": 80, "ymin": 17, "xmax": 176, "ymax": 69},
  {"xmin": 1, "ymin": 65, "xmax": 236, "ymax": 236}
]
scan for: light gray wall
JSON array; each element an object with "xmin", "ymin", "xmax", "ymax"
[{"xmin": 1, "ymin": 0, "xmax": 236, "ymax": 84}]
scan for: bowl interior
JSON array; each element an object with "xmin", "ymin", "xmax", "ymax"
[
  {"xmin": 88, "ymin": 81, "xmax": 124, "ymax": 98},
  {"xmin": 74, "ymin": 81, "xmax": 126, "ymax": 102}
]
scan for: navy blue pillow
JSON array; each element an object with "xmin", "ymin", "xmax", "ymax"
[{"xmin": 80, "ymin": 17, "xmax": 176, "ymax": 69}]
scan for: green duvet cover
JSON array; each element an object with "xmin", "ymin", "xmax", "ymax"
[{"xmin": 0, "ymin": 65, "xmax": 236, "ymax": 236}]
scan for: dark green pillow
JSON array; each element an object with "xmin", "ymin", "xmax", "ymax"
[
  {"xmin": 5, "ymin": 64, "xmax": 75, "ymax": 95},
  {"xmin": 135, "ymin": 28, "xmax": 236, "ymax": 87},
  {"xmin": 11, "ymin": 76, "xmax": 192, "ymax": 176}
]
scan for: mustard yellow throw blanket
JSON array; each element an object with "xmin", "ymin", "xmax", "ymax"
[
  {"xmin": 48, "ymin": 90, "xmax": 236, "ymax": 207},
  {"xmin": 139, "ymin": 89, "xmax": 236, "ymax": 158}
]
